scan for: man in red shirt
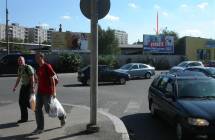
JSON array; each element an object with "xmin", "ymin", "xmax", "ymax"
[{"xmin": 32, "ymin": 52, "xmax": 66, "ymax": 134}]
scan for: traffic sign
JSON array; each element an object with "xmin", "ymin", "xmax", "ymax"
[{"xmin": 80, "ymin": 0, "xmax": 110, "ymax": 20}]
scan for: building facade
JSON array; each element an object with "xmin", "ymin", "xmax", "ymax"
[
  {"xmin": 113, "ymin": 30, "xmax": 128, "ymax": 45},
  {"xmin": 175, "ymin": 36, "xmax": 215, "ymax": 61},
  {"xmin": 47, "ymin": 28, "xmax": 55, "ymax": 43},
  {"xmin": 0, "ymin": 24, "xmax": 6, "ymax": 40},
  {"xmin": 27, "ymin": 26, "xmax": 48, "ymax": 44}
]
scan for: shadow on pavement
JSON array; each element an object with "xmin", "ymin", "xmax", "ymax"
[
  {"xmin": 0, "ymin": 122, "xmax": 19, "ymax": 129},
  {"xmin": 50, "ymin": 130, "xmax": 95, "ymax": 140},
  {"xmin": 63, "ymin": 84, "xmax": 85, "ymax": 87},
  {"xmin": 44, "ymin": 126, "xmax": 62, "ymax": 132},
  {"xmin": 121, "ymin": 113, "xmax": 176, "ymax": 140},
  {"xmin": 0, "ymin": 133, "xmax": 38, "ymax": 140},
  {"xmin": 63, "ymin": 83, "xmax": 124, "ymax": 87}
]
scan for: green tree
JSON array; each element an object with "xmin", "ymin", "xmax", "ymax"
[
  {"xmin": 98, "ymin": 26, "xmax": 120, "ymax": 55},
  {"xmin": 161, "ymin": 27, "xmax": 179, "ymax": 42}
]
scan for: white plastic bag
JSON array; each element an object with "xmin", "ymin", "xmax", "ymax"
[
  {"xmin": 49, "ymin": 97, "xmax": 65, "ymax": 118},
  {"xmin": 29, "ymin": 94, "xmax": 36, "ymax": 112}
]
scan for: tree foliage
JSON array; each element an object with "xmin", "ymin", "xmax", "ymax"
[
  {"xmin": 161, "ymin": 27, "xmax": 179, "ymax": 41},
  {"xmin": 98, "ymin": 26, "xmax": 120, "ymax": 55}
]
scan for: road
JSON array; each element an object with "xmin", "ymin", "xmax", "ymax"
[{"xmin": 0, "ymin": 71, "xmax": 180, "ymax": 140}]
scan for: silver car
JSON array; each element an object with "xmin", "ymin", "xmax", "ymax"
[
  {"xmin": 170, "ymin": 61, "xmax": 204, "ymax": 73},
  {"xmin": 116, "ymin": 63, "xmax": 155, "ymax": 79}
]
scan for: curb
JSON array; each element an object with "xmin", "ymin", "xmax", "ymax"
[{"xmin": 62, "ymin": 103, "xmax": 130, "ymax": 140}]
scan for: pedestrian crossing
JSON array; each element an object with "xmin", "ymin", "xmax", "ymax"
[{"xmin": 98, "ymin": 99, "xmax": 148, "ymax": 117}]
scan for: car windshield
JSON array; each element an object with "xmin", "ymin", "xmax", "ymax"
[
  {"xmin": 178, "ymin": 62, "xmax": 188, "ymax": 67},
  {"xmin": 120, "ymin": 64, "xmax": 132, "ymax": 70},
  {"xmin": 177, "ymin": 79, "xmax": 215, "ymax": 98},
  {"xmin": 208, "ymin": 68, "xmax": 215, "ymax": 75}
]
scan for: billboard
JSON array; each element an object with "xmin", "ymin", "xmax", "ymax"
[
  {"xmin": 143, "ymin": 35, "xmax": 174, "ymax": 53},
  {"xmin": 52, "ymin": 32, "xmax": 89, "ymax": 50}
]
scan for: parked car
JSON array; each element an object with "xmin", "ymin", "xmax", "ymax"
[
  {"xmin": 116, "ymin": 63, "xmax": 155, "ymax": 79},
  {"xmin": 204, "ymin": 60, "xmax": 215, "ymax": 67},
  {"xmin": 0, "ymin": 54, "xmax": 38, "ymax": 75},
  {"xmin": 170, "ymin": 61, "xmax": 204, "ymax": 73},
  {"xmin": 77, "ymin": 65, "xmax": 130, "ymax": 85},
  {"xmin": 185, "ymin": 67, "xmax": 215, "ymax": 78},
  {"xmin": 148, "ymin": 71, "xmax": 215, "ymax": 140}
]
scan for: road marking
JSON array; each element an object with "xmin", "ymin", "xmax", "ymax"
[
  {"xmin": 0, "ymin": 100, "xmax": 13, "ymax": 104},
  {"xmin": 99, "ymin": 101, "xmax": 118, "ymax": 113},
  {"xmin": 62, "ymin": 103, "xmax": 130, "ymax": 140},
  {"xmin": 123, "ymin": 100, "xmax": 141, "ymax": 114}
]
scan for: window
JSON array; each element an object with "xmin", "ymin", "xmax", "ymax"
[
  {"xmin": 139, "ymin": 64, "xmax": 147, "ymax": 69},
  {"xmin": 131, "ymin": 65, "xmax": 138, "ymax": 69},
  {"xmin": 165, "ymin": 82, "xmax": 174, "ymax": 95},
  {"xmin": 158, "ymin": 77, "xmax": 169, "ymax": 91},
  {"xmin": 188, "ymin": 62, "xmax": 202, "ymax": 67},
  {"xmin": 152, "ymin": 76, "xmax": 161, "ymax": 88}
]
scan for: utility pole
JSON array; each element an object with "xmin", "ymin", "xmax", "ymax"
[
  {"xmin": 87, "ymin": 0, "xmax": 99, "ymax": 132},
  {"xmin": 5, "ymin": 0, "xmax": 9, "ymax": 54}
]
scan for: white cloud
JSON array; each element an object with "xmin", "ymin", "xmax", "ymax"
[
  {"xmin": 197, "ymin": 2, "xmax": 208, "ymax": 10},
  {"xmin": 104, "ymin": 14, "xmax": 119, "ymax": 21},
  {"xmin": 128, "ymin": 3, "xmax": 138, "ymax": 9},
  {"xmin": 154, "ymin": 4, "xmax": 161, "ymax": 10},
  {"xmin": 162, "ymin": 12, "xmax": 169, "ymax": 16},
  {"xmin": 183, "ymin": 29, "xmax": 202, "ymax": 37},
  {"xmin": 180, "ymin": 4, "xmax": 188, "ymax": 8},
  {"xmin": 61, "ymin": 15, "xmax": 71, "ymax": 20},
  {"xmin": 40, "ymin": 23, "xmax": 49, "ymax": 27}
]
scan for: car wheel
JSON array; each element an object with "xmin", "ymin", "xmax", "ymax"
[
  {"xmin": 119, "ymin": 78, "xmax": 126, "ymax": 85},
  {"xmin": 176, "ymin": 123, "xmax": 188, "ymax": 140},
  {"xmin": 145, "ymin": 72, "xmax": 151, "ymax": 79}
]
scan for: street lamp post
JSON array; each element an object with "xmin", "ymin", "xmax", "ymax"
[{"xmin": 5, "ymin": 0, "xmax": 9, "ymax": 54}]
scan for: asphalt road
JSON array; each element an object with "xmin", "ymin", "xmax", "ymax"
[{"xmin": 0, "ymin": 71, "xmax": 199, "ymax": 140}]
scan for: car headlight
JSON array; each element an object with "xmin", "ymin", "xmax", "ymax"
[{"xmin": 188, "ymin": 118, "xmax": 209, "ymax": 126}]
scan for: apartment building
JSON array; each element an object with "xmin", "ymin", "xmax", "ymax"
[{"xmin": 113, "ymin": 30, "xmax": 128, "ymax": 45}]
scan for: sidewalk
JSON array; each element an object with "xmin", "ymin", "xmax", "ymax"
[{"xmin": 0, "ymin": 102, "xmax": 130, "ymax": 140}]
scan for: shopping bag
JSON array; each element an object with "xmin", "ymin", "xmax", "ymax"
[
  {"xmin": 29, "ymin": 94, "xmax": 36, "ymax": 112},
  {"xmin": 49, "ymin": 97, "xmax": 65, "ymax": 118}
]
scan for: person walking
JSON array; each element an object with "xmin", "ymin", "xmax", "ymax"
[
  {"xmin": 32, "ymin": 52, "xmax": 66, "ymax": 134},
  {"xmin": 13, "ymin": 56, "xmax": 35, "ymax": 123}
]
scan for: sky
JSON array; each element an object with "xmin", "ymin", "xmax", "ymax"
[{"xmin": 0, "ymin": 0, "xmax": 215, "ymax": 44}]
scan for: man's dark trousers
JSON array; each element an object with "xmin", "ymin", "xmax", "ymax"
[{"xmin": 19, "ymin": 84, "xmax": 31, "ymax": 121}]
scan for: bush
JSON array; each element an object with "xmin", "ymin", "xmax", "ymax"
[
  {"xmin": 98, "ymin": 55, "xmax": 119, "ymax": 68},
  {"xmin": 59, "ymin": 53, "xmax": 81, "ymax": 72},
  {"xmin": 154, "ymin": 59, "xmax": 170, "ymax": 70}
]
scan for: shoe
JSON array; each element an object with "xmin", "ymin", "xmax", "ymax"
[
  {"xmin": 31, "ymin": 129, "xmax": 44, "ymax": 135},
  {"xmin": 60, "ymin": 116, "xmax": 66, "ymax": 127},
  {"xmin": 17, "ymin": 119, "xmax": 28, "ymax": 123}
]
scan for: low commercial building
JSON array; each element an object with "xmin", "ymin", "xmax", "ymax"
[
  {"xmin": 119, "ymin": 44, "xmax": 143, "ymax": 55},
  {"xmin": 175, "ymin": 36, "xmax": 215, "ymax": 61}
]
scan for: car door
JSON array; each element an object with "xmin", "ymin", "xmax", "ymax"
[
  {"xmin": 139, "ymin": 64, "xmax": 148, "ymax": 77},
  {"xmin": 161, "ymin": 80, "xmax": 178, "ymax": 125},
  {"xmin": 129, "ymin": 64, "xmax": 139, "ymax": 78}
]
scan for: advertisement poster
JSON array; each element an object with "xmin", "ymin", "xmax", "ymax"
[
  {"xmin": 143, "ymin": 34, "xmax": 174, "ymax": 53},
  {"xmin": 52, "ymin": 32, "xmax": 89, "ymax": 50}
]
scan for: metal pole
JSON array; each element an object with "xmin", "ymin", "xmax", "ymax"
[
  {"xmin": 87, "ymin": 0, "xmax": 99, "ymax": 132},
  {"xmin": 5, "ymin": 0, "xmax": 9, "ymax": 54}
]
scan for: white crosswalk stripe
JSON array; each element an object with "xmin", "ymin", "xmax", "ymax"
[
  {"xmin": 123, "ymin": 100, "xmax": 142, "ymax": 114},
  {"xmin": 99, "ymin": 101, "xmax": 118, "ymax": 113}
]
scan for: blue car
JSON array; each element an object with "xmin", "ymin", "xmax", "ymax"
[{"xmin": 78, "ymin": 65, "xmax": 130, "ymax": 85}]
